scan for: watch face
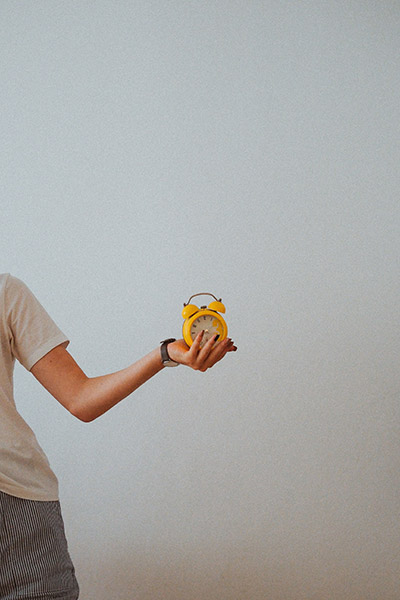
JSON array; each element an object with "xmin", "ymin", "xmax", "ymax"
[{"xmin": 190, "ymin": 314, "xmax": 224, "ymax": 346}]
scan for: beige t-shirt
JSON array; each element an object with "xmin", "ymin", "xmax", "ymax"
[{"xmin": 0, "ymin": 274, "xmax": 69, "ymax": 500}]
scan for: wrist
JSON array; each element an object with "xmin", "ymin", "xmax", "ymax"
[{"xmin": 160, "ymin": 338, "xmax": 180, "ymax": 367}]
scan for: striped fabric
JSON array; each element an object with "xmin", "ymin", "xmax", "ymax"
[{"xmin": 0, "ymin": 491, "xmax": 79, "ymax": 600}]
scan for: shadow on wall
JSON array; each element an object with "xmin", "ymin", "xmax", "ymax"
[{"xmin": 74, "ymin": 542, "xmax": 388, "ymax": 600}]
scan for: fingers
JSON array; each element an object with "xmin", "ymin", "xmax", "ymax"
[
  {"xmin": 191, "ymin": 334, "xmax": 237, "ymax": 371},
  {"xmin": 190, "ymin": 329, "xmax": 205, "ymax": 354},
  {"xmin": 197, "ymin": 333, "xmax": 218, "ymax": 360},
  {"xmin": 167, "ymin": 334, "xmax": 236, "ymax": 372},
  {"xmin": 210, "ymin": 337, "xmax": 237, "ymax": 362}
]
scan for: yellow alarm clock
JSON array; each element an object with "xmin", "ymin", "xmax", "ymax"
[{"xmin": 182, "ymin": 292, "xmax": 228, "ymax": 347}]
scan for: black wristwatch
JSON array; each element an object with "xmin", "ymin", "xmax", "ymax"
[{"xmin": 160, "ymin": 338, "xmax": 180, "ymax": 367}]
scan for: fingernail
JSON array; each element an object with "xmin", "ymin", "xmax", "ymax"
[{"xmin": 215, "ymin": 334, "xmax": 220, "ymax": 341}]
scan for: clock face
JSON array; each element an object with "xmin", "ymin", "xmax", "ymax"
[{"xmin": 190, "ymin": 313, "xmax": 225, "ymax": 346}]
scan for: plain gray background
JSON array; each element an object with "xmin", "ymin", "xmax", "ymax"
[{"xmin": 1, "ymin": 1, "xmax": 399, "ymax": 598}]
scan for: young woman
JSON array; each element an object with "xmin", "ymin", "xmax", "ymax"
[{"xmin": 0, "ymin": 274, "xmax": 236, "ymax": 600}]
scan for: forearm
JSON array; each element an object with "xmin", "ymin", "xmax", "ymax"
[
  {"xmin": 71, "ymin": 348, "xmax": 165, "ymax": 422},
  {"xmin": 31, "ymin": 345, "xmax": 165, "ymax": 423},
  {"xmin": 31, "ymin": 334, "xmax": 236, "ymax": 423}
]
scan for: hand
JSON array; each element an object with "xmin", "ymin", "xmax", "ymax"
[{"xmin": 167, "ymin": 331, "xmax": 237, "ymax": 372}]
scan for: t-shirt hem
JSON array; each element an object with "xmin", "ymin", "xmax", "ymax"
[
  {"xmin": 0, "ymin": 484, "xmax": 59, "ymax": 501},
  {"xmin": 25, "ymin": 335, "xmax": 70, "ymax": 371}
]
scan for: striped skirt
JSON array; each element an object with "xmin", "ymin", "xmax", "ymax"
[{"xmin": 0, "ymin": 491, "xmax": 79, "ymax": 600}]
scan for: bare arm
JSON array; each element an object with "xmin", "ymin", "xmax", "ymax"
[{"xmin": 30, "ymin": 332, "xmax": 236, "ymax": 422}]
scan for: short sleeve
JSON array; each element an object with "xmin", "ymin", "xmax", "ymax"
[{"xmin": 4, "ymin": 275, "xmax": 70, "ymax": 371}]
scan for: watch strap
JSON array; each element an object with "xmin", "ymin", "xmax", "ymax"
[{"xmin": 160, "ymin": 338, "xmax": 180, "ymax": 367}]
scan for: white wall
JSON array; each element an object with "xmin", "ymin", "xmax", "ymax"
[{"xmin": 1, "ymin": 1, "xmax": 400, "ymax": 598}]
